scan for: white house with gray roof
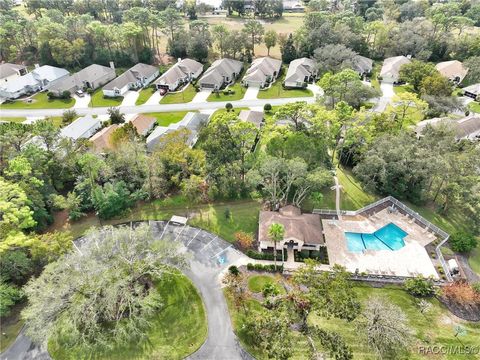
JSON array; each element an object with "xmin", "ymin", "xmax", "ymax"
[
  {"xmin": 198, "ymin": 58, "xmax": 243, "ymax": 90},
  {"xmin": 242, "ymin": 57, "xmax": 282, "ymax": 88},
  {"xmin": 415, "ymin": 114, "xmax": 480, "ymax": 141},
  {"xmin": 352, "ymin": 55, "xmax": 373, "ymax": 77},
  {"xmin": 0, "ymin": 63, "xmax": 27, "ymax": 83},
  {"xmin": 102, "ymin": 63, "xmax": 159, "ymax": 97},
  {"xmin": 154, "ymin": 58, "xmax": 203, "ymax": 91},
  {"xmin": 0, "ymin": 65, "xmax": 69, "ymax": 99},
  {"xmin": 380, "ymin": 56, "xmax": 411, "ymax": 83},
  {"xmin": 60, "ymin": 115, "xmax": 102, "ymax": 140},
  {"xmin": 284, "ymin": 58, "xmax": 317, "ymax": 88},
  {"xmin": 146, "ymin": 112, "xmax": 209, "ymax": 151},
  {"xmin": 50, "ymin": 64, "xmax": 116, "ymax": 96}
]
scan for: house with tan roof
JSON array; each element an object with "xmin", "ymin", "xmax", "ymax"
[
  {"xmin": 352, "ymin": 55, "xmax": 374, "ymax": 77},
  {"xmin": 50, "ymin": 64, "xmax": 116, "ymax": 96},
  {"xmin": 89, "ymin": 124, "xmax": 119, "ymax": 152},
  {"xmin": 238, "ymin": 110, "xmax": 264, "ymax": 128},
  {"xmin": 242, "ymin": 57, "xmax": 282, "ymax": 88},
  {"xmin": 380, "ymin": 56, "xmax": 411, "ymax": 83},
  {"xmin": 0, "ymin": 63, "xmax": 27, "ymax": 83},
  {"xmin": 435, "ymin": 60, "xmax": 468, "ymax": 84},
  {"xmin": 102, "ymin": 63, "xmax": 159, "ymax": 97},
  {"xmin": 198, "ymin": 58, "xmax": 243, "ymax": 90},
  {"xmin": 415, "ymin": 114, "xmax": 480, "ymax": 141},
  {"xmin": 258, "ymin": 205, "xmax": 324, "ymax": 253},
  {"xmin": 284, "ymin": 57, "xmax": 317, "ymax": 88},
  {"xmin": 154, "ymin": 58, "xmax": 203, "ymax": 91},
  {"xmin": 130, "ymin": 114, "xmax": 156, "ymax": 136}
]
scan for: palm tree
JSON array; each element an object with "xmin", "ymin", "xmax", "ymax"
[{"xmin": 268, "ymin": 223, "xmax": 285, "ymax": 271}]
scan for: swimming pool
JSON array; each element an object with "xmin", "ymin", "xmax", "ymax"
[{"xmin": 345, "ymin": 223, "xmax": 407, "ymax": 252}]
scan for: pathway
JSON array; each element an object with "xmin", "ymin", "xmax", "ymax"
[
  {"xmin": 243, "ymin": 86, "xmax": 259, "ymax": 100},
  {"xmin": 0, "ymin": 96, "xmax": 316, "ymax": 118},
  {"xmin": 1, "ymin": 221, "xmax": 253, "ymax": 360}
]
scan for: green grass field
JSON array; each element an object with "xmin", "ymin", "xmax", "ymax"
[
  {"xmin": 0, "ymin": 92, "xmax": 75, "ymax": 109},
  {"xmin": 143, "ymin": 111, "xmax": 190, "ymax": 126},
  {"xmin": 207, "ymin": 82, "xmax": 246, "ymax": 102},
  {"xmin": 0, "ymin": 117, "xmax": 26, "ymax": 123},
  {"xmin": 468, "ymin": 101, "xmax": 480, "ymax": 113},
  {"xmin": 160, "ymin": 85, "xmax": 197, "ymax": 104},
  {"xmin": 227, "ymin": 280, "xmax": 480, "ymax": 360},
  {"xmin": 135, "ymin": 87, "xmax": 156, "ymax": 105},
  {"xmin": 468, "ymin": 246, "xmax": 480, "ymax": 275},
  {"xmin": 48, "ymin": 273, "xmax": 207, "ymax": 360},
  {"xmin": 50, "ymin": 196, "xmax": 260, "ymax": 242},
  {"xmin": 247, "ymin": 275, "xmax": 285, "ymax": 294},
  {"xmin": 89, "ymin": 89, "xmax": 123, "ymax": 107},
  {"xmin": 257, "ymin": 71, "xmax": 313, "ymax": 99},
  {"xmin": 393, "ymin": 84, "xmax": 415, "ymax": 95}
]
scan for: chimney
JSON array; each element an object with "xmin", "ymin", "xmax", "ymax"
[
  {"xmin": 34, "ymin": 63, "xmax": 40, "ymax": 68},
  {"xmin": 109, "ymin": 61, "xmax": 115, "ymax": 70},
  {"xmin": 178, "ymin": 58, "xmax": 182, "ymax": 63}
]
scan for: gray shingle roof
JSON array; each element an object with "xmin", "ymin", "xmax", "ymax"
[
  {"xmin": 416, "ymin": 114, "xmax": 480, "ymax": 140},
  {"xmin": 243, "ymin": 57, "xmax": 282, "ymax": 83},
  {"xmin": 50, "ymin": 64, "xmax": 115, "ymax": 92},
  {"xmin": 239, "ymin": 110, "xmax": 264, "ymax": 127},
  {"xmin": 0, "ymin": 63, "xmax": 27, "ymax": 79},
  {"xmin": 199, "ymin": 58, "xmax": 243, "ymax": 87},
  {"xmin": 103, "ymin": 63, "xmax": 158, "ymax": 91},
  {"xmin": 154, "ymin": 58, "xmax": 203, "ymax": 87},
  {"xmin": 380, "ymin": 56, "xmax": 411, "ymax": 79},
  {"xmin": 284, "ymin": 57, "xmax": 316, "ymax": 83}
]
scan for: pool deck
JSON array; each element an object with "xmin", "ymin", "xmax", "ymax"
[{"xmin": 322, "ymin": 208, "xmax": 439, "ymax": 278}]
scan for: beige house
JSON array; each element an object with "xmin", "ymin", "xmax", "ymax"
[
  {"xmin": 238, "ymin": 110, "xmax": 264, "ymax": 128},
  {"xmin": 284, "ymin": 57, "xmax": 317, "ymax": 88},
  {"xmin": 435, "ymin": 60, "xmax": 468, "ymax": 84},
  {"xmin": 415, "ymin": 114, "xmax": 480, "ymax": 141},
  {"xmin": 89, "ymin": 124, "xmax": 119, "ymax": 152},
  {"xmin": 242, "ymin": 57, "xmax": 282, "ymax": 88},
  {"xmin": 154, "ymin": 58, "xmax": 203, "ymax": 91},
  {"xmin": 258, "ymin": 205, "xmax": 324, "ymax": 253},
  {"xmin": 380, "ymin": 56, "xmax": 411, "ymax": 83},
  {"xmin": 50, "ymin": 64, "xmax": 116, "ymax": 95},
  {"xmin": 0, "ymin": 63, "xmax": 27, "ymax": 83},
  {"xmin": 198, "ymin": 58, "xmax": 243, "ymax": 90},
  {"xmin": 131, "ymin": 114, "xmax": 157, "ymax": 136}
]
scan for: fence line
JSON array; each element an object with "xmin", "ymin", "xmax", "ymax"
[{"xmin": 313, "ymin": 196, "xmax": 453, "ymax": 282}]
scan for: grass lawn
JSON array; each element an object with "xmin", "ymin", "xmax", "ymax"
[
  {"xmin": 227, "ymin": 278, "xmax": 480, "ymax": 360},
  {"xmin": 468, "ymin": 246, "xmax": 480, "ymax": 275},
  {"xmin": 370, "ymin": 63, "xmax": 381, "ymax": 91},
  {"xmin": 49, "ymin": 273, "xmax": 207, "ymax": 360},
  {"xmin": 468, "ymin": 101, "xmax": 480, "ymax": 113},
  {"xmin": 135, "ymin": 87, "xmax": 156, "ymax": 105},
  {"xmin": 393, "ymin": 84, "xmax": 415, "ymax": 95},
  {"xmin": 160, "ymin": 85, "xmax": 197, "ymax": 104},
  {"xmin": 247, "ymin": 275, "xmax": 285, "ymax": 294},
  {"xmin": 211, "ymin": 107, "xmax": 249, "ymax": 119},
  {"xmin": 0, "ymin": 303, "xmax": 25, "ymax": 353},
  {"xmin": 49, "ymin": 196, "xmax": 260, "ymax": 242},
  {"xmin": 143, "ymin": 111, "xmax": 190, "ymax": 126},
  {"xmin": 0, "ymin": 117, "xmax": 26, "ymax": 123},
  {"xmin": 89, "ymin": 89, "xmax": 123, "ymax": 107},
  {"xmin": 0, "ymin": 92, "xmax": 74, "ymax": 109},
  {"xmin": 257, "ymin": 70, "xmax": 313, "ymax": 99},
  {"xmin": 207, "ymin": 82, "xmax": 246, "ymax": 102}
]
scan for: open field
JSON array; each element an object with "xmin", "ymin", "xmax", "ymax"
[
  {"xmin": 0, "ymin": 92, "xmax": 75, "ymax": 109},
  {"xmin": 49, "ymin": 197, "xmax": 261, "ymax": 242},
  {"xmin": 160, "ymin": 85, "xmax": 197, "ymax": 104},
  {"xmin": 468, "ymin": 101, "xmax": 480, "ymax": 113},
  {"xmin": 48, "ymin": 273, "xmax": 207, "ymax": 360},
  {"xmin": 89, "ymin": 89, "xmax": 123, "ymax": 107}
]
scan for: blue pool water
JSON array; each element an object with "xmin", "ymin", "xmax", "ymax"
[{"xmin": 345, "ymin": 223, "xmax": 407, "ymax": 252}]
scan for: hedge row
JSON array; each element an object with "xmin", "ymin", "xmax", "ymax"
[
  {"xmin": 246, "ymin": 263, "xmax": 283, "ymax": 273},
  {"xmin": 246, "ymin": 250, "xmax": 285, "ymax": 261}
]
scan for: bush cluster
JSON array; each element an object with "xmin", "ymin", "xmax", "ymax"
[
  {"xmin": 246, "ymin": 263, "xmax": 283, "ymax": 273},
  {"xmin": 246, "ymin": 249, "xmax": 284, "ymax": 261}
]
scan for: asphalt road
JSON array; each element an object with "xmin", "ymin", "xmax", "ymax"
[
  {"xmin": 0, "ymin": 222, "xmax": 252, "ymax": 360},
  {"xmin": 0, "ymin": 96, "xmax": 315, "ymax": 118}
]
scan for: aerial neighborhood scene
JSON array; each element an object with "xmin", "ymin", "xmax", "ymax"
[{"xmin": 2, "ymin": 0, "xmax": 480, "ymax": 359}]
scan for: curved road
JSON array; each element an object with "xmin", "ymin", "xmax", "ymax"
[
  {"xmin": 1, "ymin": 221, "xmax": 252, "ymax": 360},
  {"xmin": 0, "ymin": 96, "xmax": 315, "ymax": 118}
]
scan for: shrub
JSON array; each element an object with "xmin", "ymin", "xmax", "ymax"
[
  {"xmin": 61, "ymin": 90, "xmax": 71, "ymax": 99},
  {"xmin": 264, "ymin": 103, "xmax": 272, "ymax": 112},
  {"xmin": 228, "ymin": 265, "xmax": 240, "ymax": 276},
  {"xmin": 442, "ymin": 281, "xmax": 480, "ymax": 305},
  {"xmin": 86, "ymin": 88, "xmax": 94, "ymax": 95},
  {"xmin": 449, "ymin": 231, "xmax": 478, "ymax": 253},
  {"xmin": 246, "ymin": 263, "xmax": 283, "ymax": 273},
  {"xmin": 235, "ymin": 231, "xmax": 254, "ymax": 249},
  {"xmin": 47, "ymin": 91, "xmax": 55, "ymax": 99},
  {"xmin": 246, "ymin": 250, "xmax": 284, "ymax": 261},
  {"xmin": 404, "ymin": 276, "xmax": 436, "ymax": 297},
  {"xmin": 262, "ymin": 283, "xmax": 279, "ymax": 297},
  {"xmin": 472, "ymin": 283, "xmax": 480, "ymax": 294},
  {"xmin": 225, "ymin": 102, "xmax": 233, "ymax": 111}
]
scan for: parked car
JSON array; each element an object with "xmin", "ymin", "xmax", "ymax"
[
  {"xmin": 75, "ymin": 89, "xmax": 85, "ymax": 97},
  {"xmin": 159, "ymin": 88, "xmax": 167, "ymax": 96}
]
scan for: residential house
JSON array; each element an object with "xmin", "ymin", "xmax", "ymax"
[
  {"xmin": 352, "ymin": 55, "xmax": 374, "ymax": 77},
  {"xmin": 198, "ymin": 58, "xmax": 243, "ymax": 90},
  {"xmin": 0, "ymin": 63, "xmax": 27, "ymax": 83},
  {"xmin": 50, "ymin": 64, "xmax": 116, "ymax": 96},
  {"xmin": 130, "ymin": 114, "xmax": 157, "ymax": 136},
  {"xmin": 379, "ymin": 56, "xmax": 411, "ymax": 84},
  {"xmin": 238, "ymin": 110, "xmax": 264, "ymax": 128},
  {"xmin": 0, "ymin": 65, "xmax": 69, "ymax": 99},
  {"xmin": 89, "ymin": 124, "xmax": 119, "ymax": 152},
  {"xmin": 102, "ymin": 63, "xmax": 159, "ymax": 97},
  {"xmin": 242, "ymin": 57, "xmax": 282, "ymax": 88},
  {"xmin": 415, "ymin": 114, "xmax": 480, "ymax": 141},
  {"xmin": 283, "ymin": 0, "xmax": 305, "ymax": 12},
  {"xmin": 146, "ymin": 112, "xmax": 209, "ymax": 151},
  {"xmin": 258, "ymin": 205, "xmax": 324, "ymax": 253},
  {"xmin": 435, "ymin": 60, "xmax": 468, "ymax": 84},
  {"xmin": 284, "ymin": 57, "xmax": 317, "ymax": 88},
  {"xmin": 462, "ymin": 83, "xmax": 480, "ymax": 100},
  {"xmin": 154, "ymin": 58, "xmax": 203, "ymax": 91},
  {"xmin": 60, "ymin": 115, "xmax": 102, "ymax": 140}
]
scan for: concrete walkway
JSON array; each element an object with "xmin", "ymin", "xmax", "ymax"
[{"xmin": 0, "ymin": 96, "xmax": 316, "ymax": 118}]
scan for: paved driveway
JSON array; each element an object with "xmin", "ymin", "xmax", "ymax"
[
  {"xmin": 244, "ymin": 86, "xmax": 259, "ymax": 100},
  {"xmin": 121, "ymin": 91, "xmax": 139, "ymax": 107},
  {"xmin": 72, "ymin": 94, "xmax": 91, "ymax": 109},
  {"xmin": 144, "ymin": 90, "xmax": 163, "ymax": 105},
  {"xmin": 1, "ymin": 221, "xmax": 252, "ymax": 360},
  {"xmin": 372, "ymin": 82, "xmax": 394, "ymax": 112},
  {"xmin": 191, "ymin": 89, "xmax": 212, "ymax": 103}
]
